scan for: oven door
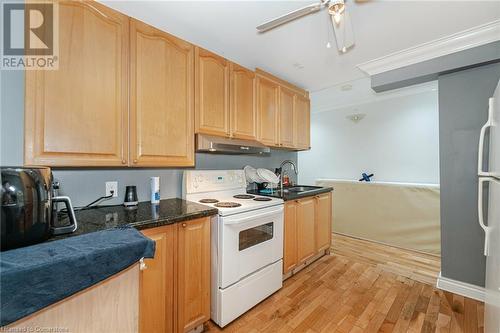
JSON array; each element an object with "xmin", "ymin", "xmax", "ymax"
[{"xmin": 218, "ymin": 205, "xmax": 283, "ymax": 289}]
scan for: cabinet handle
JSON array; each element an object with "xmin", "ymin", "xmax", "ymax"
[
  {"xmin": 182, "ymin": 223, "xmax": 187, "ymax": 228},
  {"xmin": 139, "ymin": 258, "xmax": 147, "ymax": 271},
  {"xmin": 121, "ymin": 159, "xmax": 126, "ymax": 164},
  {"xmin": 133, "ymin": 159, "xmax": 138, "ymax": 164}
]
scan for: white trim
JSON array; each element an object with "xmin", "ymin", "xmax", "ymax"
[
  {"xmin": 357, "ymin": 20, "xmax": 500, "ymax": 76},
  {"xmin": 436, "ymin": 272, "xmax": 485, "ymax": 302}
]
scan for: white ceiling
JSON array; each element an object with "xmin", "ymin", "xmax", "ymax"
[
  {"xmin": 310, "ymin": 77, "xmax": 437, "ymax": 113},
  {"xmin": 102, "ymin": 0, "xmax": 500, "ymax": 92}
]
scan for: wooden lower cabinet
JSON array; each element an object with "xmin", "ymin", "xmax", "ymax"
[
  {"xmin": 296, "ymin": 197, "xmax": 316, "ymax": 264},
  {"xmin": 140, "ymin": 217, "xmax": 211, "ymax": 333},
  {"xmin": 283, "ymin": 201, "xmax": 298, "ymax": 274},
  {"xmin": 315, "ymin": 193, "xmax": 332, "ymax": 252},
  {"xmin": 283, "ymin": 193, "xmax": 332, "ymax": 276},
  {"xmin": 177, "ymin": 218, "xmax": 211, "ymax": 333},
  {"xmin": 140, "ymin": 225, "xmax": 175, "ymax": 333}
]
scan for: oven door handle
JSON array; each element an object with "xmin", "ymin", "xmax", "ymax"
[{"xmin": 223, "ymin": 206, "xmax": 283, "ymax": 225}]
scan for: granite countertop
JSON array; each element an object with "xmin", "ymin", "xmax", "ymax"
[
  {"xmin": 53, "ymin": 198, "xmax": 218, "ymax": 240},
  {"xmin": 248, "ymin": 186, "xmax": 333, "ymax": 201}
]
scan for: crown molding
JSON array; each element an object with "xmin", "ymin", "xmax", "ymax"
[
  {"xmin": 311, "ymin": 80, "xmax": 437, "ymax": 114},
  {"xmin": 357, "ymin": 20, "xmax": 500, "ymax": 76}
]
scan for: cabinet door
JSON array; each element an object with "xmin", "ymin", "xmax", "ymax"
[
  {"xmin": 279, "ymin": 87, "xmax": 295, "ymax": 148},
  {"xmin": 25, "ymin": 1, "xmax": 129, "ymax": 166},
  {"xmin": 130, "ymin": 19, "xmax": 195, "ymax": 167},
  {"xmin": 283, "ymin": 201, "xmax": 298, "ymax": 274},
  {"xmin": 140, "ymin": 225, "xmax": 175, "ymax": 333},
  {"xmin": 294, "ymin": 95, "xmax": 311, "ymax": 150},
  {"xmin": 296, "ymin": 197, "xmax": 316, "ymax": 263},
  {"xmin": 230, "ymin": 63, "xmax": 257, "ymax": 140},
  {"xmin": 315, "ymin": 193, "xmax": 332, "ymax": 253},
  {"xmin": 177, "ymin": 218, "xmax": 211, "ymax": 333},
  {"xmin": 195, "ymin": 48, "xmax": 230, "ymax": 137},
  {"xmin": 257, "ymin": 77, "xmax": 279, "ymax": 146}
]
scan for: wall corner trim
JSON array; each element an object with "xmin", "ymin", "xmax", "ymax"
[
  {"xmin": 436, "ymin": 272, "xmax": 486, "ymax": 302},
  {"xmin": 357, "ymin": 20, "xmax": 500, "ymax": 76}
]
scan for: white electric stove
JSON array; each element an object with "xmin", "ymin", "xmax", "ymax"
[{"xmin": 183, "ymin": 170, "xmax": 284, "ymax": 327}]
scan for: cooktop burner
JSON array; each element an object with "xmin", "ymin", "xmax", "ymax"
[
  {"xmin": 199, "ymin": 199, "xmax": 219, "ymax": 204},
  {"xmin": 233, "ymin": 194, "xmax": 256, "ymax": 199},
  {"xmin": 253, "ymin": 197, "xmax": 272, "ymax": 202},
  {"xmin": 214, "ymin": 202, "xmax": 242, "ymax": 208}
]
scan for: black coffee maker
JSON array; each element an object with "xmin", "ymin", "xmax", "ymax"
[{"xmin": 1, "ymin": 167, "xmax": 77, "ymax": 251}]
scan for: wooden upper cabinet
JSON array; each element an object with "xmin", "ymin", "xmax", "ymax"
[
  {"xmin": 177, "ymin": 218, "xmax": 211, "ymax": 333},
  {"xmin": 140, "ymin": 225, "xmax": 175, "ymax": 333},
  {"xmin": 296, "ymin": 197, "xmax": 316, "ymax": 264},
  {"xmin": 283, "ymin": 201, "xmax": 298, "ymax": 274},
  {"xmin": 130, "ymin": 19, "xmax": 195, "ymax": 167},
  {"xmin": 315, "ymin": 193, "xmax": 332, "ymax": 253},
  {"xmin": 279, "ymin": 87, "xmax": 295, "ymax": 148},
  {"xmin": 25, "ymin": 1, "xmax": 129, "ymax": 166},
  {"xmin": 195, "ymin": 48, "xmax": 230, "ymax": 137},
  {"xmin": 256, "ymin": 76, "xmax": 279, "ymax": 146},
  {"xmin": 230, "ymin": 63, "xmax": 257, "ymax": 140},
  {"xmin": 295, "ymin": 94, "xmax": 311, "ymax": 150}
]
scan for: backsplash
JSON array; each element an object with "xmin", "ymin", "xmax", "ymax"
[
  {"xmin": 1, "ymin": 70, "xmax": 297, "ymax": 207},
  {"xmin": 52, "ymin": 151, "xmax": 297, "ymax": 207}
]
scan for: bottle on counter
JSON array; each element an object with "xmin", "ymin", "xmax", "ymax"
[{"xmin": 150, "ymin": 177, "xmax": 160, "ymax": 204}]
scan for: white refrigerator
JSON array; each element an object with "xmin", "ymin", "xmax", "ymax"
[{"xmin": 478, "ymin": 79, "xmax": 500, "ymax": 333}]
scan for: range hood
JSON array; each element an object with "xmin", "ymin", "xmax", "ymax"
[{"xmin": 196, "ymin": 134, "xmax": 271, "ymax": 155}]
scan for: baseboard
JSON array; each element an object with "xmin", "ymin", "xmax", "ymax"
[{"xmin": 436, "ymin": 272, "xmax": 485, "ymax": 302}]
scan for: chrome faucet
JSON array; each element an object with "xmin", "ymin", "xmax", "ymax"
[{"xmin": 279, "ymin": 160, "xmax": 298, "ymax": 193}]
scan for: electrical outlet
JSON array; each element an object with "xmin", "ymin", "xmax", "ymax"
[{"xmin": 105, "ymin": 181, "xmax": 118, "ymax": 198}]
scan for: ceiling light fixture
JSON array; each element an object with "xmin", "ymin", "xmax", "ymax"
[
  {"xmin": 256, "ymin": 0, "xmax": 355, "ymax": 54},
  {"xmin": 346, "ymin": 113, "xmax": 366, "ymax": 123},
  {"xmin": 328, "ymin": 0, "xmax": 345, "ymax": 25}
]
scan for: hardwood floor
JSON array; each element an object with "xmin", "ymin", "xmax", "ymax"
[
  {"xmin": 205, "ymin": 237, "xmax": 483, "ymax": 333},
  {"xmin": 331, "ymin": 233, "xmax": 441, "ymax": 286}
]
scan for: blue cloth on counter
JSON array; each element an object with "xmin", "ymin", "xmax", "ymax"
[{"xmin": 0, "ymin": 226, "xmax": 155, "ymax": 326}]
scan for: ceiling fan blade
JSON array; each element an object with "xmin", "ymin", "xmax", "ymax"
[
  {"xmin": 331, "ymin": 9, "xmax": 355, "ymax": 52},
  {"xmin": 257, "ymin": 2, "xmax": 324, "ymax": 33}
]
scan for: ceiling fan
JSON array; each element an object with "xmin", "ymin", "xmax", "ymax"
[{"xmin": 256, "ymin": 0, "xmax": 355, "ymax": 53}]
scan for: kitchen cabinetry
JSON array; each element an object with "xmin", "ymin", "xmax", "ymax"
[
  {"xmin": 24, "ymin": 1, "xmax": 312, "ymax": 168},
  {"xmin": 130, "ymin": 19, "xmax": 195, "ymax": 167},
  {"xmin": 230, "ymin": 63, "xmax": 257, "ymax": 140},
  {"xmin": 283, "ymin": 201, "xmax": 298, "ymax": 273},
  {"xmin": 139, "ymin": 218, "xmax": 211, "ymax": 333},
  {"xmin": 140, "ymin": 225, "xmax": 175, "ymax": 333},
  {"xmin": 255, "ymin": 69, "xmax": 310, "ymax": 150},
  {"xmin": 296, "ymin": 197, "xmax": 316, "ymax": 264},
  {"xmin": 25, "ymin": 1, "xmax": 129, "ymax": 166},
  {"xmin": 283, "ymin": 192, "xmax": 332, "ymax": 276},
  {"xmin": 177, "ymin": 219, "xmax": 211, "ymax": 332},
  {"xmin": 256, "ymin": 76, "xmax": 280, "ymax": 146},
  {"xmin": 315, "ymin": 193, "xmax": 332, "ymax": 252},
  {"xmin": 279, "ymin": 87, "xmax": 295, "ymax": 148},
  {"xmin": 295, "ymin": 94, "xmax": 311, "ymax": 150},
  {"xmin": 195, "ymin": 48, "xmax": 230, "ymax": 137}
]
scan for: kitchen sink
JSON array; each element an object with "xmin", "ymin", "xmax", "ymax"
[{"xmin": 283, "ymin": 185, "xmax": 323, "ymax": 193}]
